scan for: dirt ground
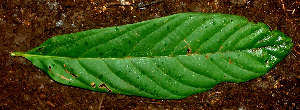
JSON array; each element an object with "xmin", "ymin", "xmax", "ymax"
[{"xmin": 1, "ymin": 0, "xmax": 299, "ymax": 109}]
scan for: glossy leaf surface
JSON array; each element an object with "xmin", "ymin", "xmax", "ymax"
[{"xmin": 11, "ymin": 13, "xmax": 293, "ymax": 99}]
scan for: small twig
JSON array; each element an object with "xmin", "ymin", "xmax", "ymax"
[
  {"xmin": 107, "ymin": 0, "xmax": 164, "ymax": 9},
  {"xmin": 98, "ymin": 93, "xmax": 106, "ymax": 110},
  {"xmin": 134, "ymin": 0, "xmax": 164, "ymax": 8},
  {"xmin": 108, "ymin": 0, "xmax": 131, "ymax": 6},
  {"xmin": 280, "ymin": 0, "xmax": 295, "ymax": 23},
  {"xmin": 291, "ymin": 42, "xmax": 300, "ymax": 61}
]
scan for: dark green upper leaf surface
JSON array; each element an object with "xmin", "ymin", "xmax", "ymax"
[{"xmin": 13, "ymin": 13, "xmax": 293, "ymax": 99}]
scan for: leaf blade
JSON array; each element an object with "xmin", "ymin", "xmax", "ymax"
[{"xmin": 13, "ymin": 13, "xmax": 293, "ymax": 99}]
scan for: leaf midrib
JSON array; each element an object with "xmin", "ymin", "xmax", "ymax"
[{"xmin": 14, "ymin": 47, "xmax": 267, "ymax": 60}]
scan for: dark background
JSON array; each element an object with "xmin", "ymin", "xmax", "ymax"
[{"xmin": 1, "ymin": 0, "xmax": 299, "ymax": 109}]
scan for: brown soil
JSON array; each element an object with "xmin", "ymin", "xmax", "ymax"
[{"xmin": 1, "ymin": 0, "xmax": 299, "ymax": 109}]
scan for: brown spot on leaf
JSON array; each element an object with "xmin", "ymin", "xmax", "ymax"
[
  {"xmin": 99, "ymin": 83, "xmax": 112, "ymax": 92},
  {"xmin": 48, "ymin": 66, "xmax": 51, "ymax": 71},
  {"xmin": 36, "ymin": 46, "xmax": 44, "ymax": 51},
  {"xmin": 65, "ymin": 69, "xmax": 78, "ymax": 78},
  {"xmin": 55, "ymin": 73, "xmax": 71, "ymax": 81},
  {"xmin": 184, "ymin": 39, "xmax": 193, "ymax": 55},
  {"xmin": 91, "ymin": 82, "xmax": 96, "ymax": 88},
  {"xmin": 219, "ymin": 46, "xmax": 223, "ymax": 50},
  {"xmin": 187, "ymin": 48, "xmax": 191, "ymax": 54},
  {"xmin": 229, "ymin": 59, "xmax": 233, "ymax": 64},
  {"xmin": 205, "ymin": 55, "xmax": 209, "ymax": 59}
]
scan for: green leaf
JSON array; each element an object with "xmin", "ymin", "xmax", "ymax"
[{"xmin": 11, "ymin": 13, "xmax": 293, "ymax": 99}]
